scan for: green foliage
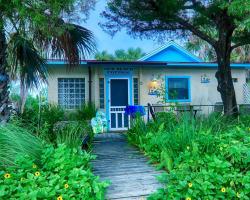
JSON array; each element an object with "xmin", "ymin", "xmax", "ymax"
[
  {"xmin": 128, "ymin": 114, "xmax": 250, "ymax": 199},
  {"xmin": 55, "ymin": 122, "xmax": 93, "ymax": 149},
  {"xmin": 95, "ymin": 47, "xmax": 145, "ymax": 61},
  {"xmin": 0, "ymin": 124, "xmax": 43, "ymax": 168},
  {"xmin": 12, "ymin": 96, "xmax": 65, "ymax": 143},
  {"xmin": 75, "ymin": 102, "xmax": 97, "ymax": 121},
  {"xmin": 0, "ymin": 144, "xmax": 108, "ymax": 199}
]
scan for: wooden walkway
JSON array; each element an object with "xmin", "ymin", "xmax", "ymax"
[{"xmin": 92, "ymin": 133, "xmax": 162, "ymax": 200}]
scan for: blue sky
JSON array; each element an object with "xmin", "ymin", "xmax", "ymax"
[{"xmin": 83, "ymin": 0, "xmax": 162, "ymax": 57}]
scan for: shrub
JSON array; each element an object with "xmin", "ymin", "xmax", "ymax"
[
  {"xmin": 75, "ymin": 102, "xmax": 97, "ymax": 121},
  {"xmin": 13, "ymin": 97, "xmax": 65, "ymax": 143},
  {"xmin": 55, "ymin": 121, "xmax": 93, "ymax": 149},
  {"xmin": 128, "ymin": 113, "xmax": 250, "ymax": 199},
  {"xmin": 0, "ymin": 124, "xmax": 43, "ymax": 168},
  {"xmin": 0, "ymin": 144, "xmax": 109, "ymax": 199}
]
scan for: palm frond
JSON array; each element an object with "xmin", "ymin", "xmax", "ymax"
[
  {"xmin": 7, "ymin": 33, "xmax": 47, "ymax": 89},
  {"xmin": 50, "ymin": 22, "xmax": 96, "ymax": 65}
]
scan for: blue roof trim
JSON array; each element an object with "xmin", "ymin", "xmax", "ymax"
[
  {"xmin": 167, "ymin": 63, "xmax": 250, "ymax": 69},
  {"xmin": 138, "ymin": 41, "xmax": 203, "ymax": 62},
  {"xmin": 45, "ymin": 59, "xmax": 250, "ymax": 69},
  {"xmin": 46, "ymin": 60, "xmax": 88, "ymax": 65}
]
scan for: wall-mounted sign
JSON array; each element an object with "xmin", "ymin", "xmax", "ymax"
[
  {"xmin": 104, "ymin": 67, "xmax": 134, "ymax": 76},
  {"xmin": 201, "ymin": 74, "xmax": 210, "ymax": 83}
]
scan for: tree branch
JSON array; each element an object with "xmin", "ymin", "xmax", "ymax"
[
  {"xmin": 231, "ymin": 42, "xmax": 250, "ymax": 50},
  {"xmin": 177, "ymin": 17, "xmax": 217, "ymax": 47}
]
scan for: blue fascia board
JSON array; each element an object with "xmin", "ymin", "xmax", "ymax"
[
  {"xmin": 46, "ymin": 60, "xmax": 88, "ymax": 65},
  {"xmin": 167, "ymin": 63, "xmax": 250, "ymax": 69},
  {"xmin": 46, "ymin": 60, "xmax": 250, "ymax": 69}
]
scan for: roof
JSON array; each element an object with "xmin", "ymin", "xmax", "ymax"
[
  {"xmin": 46, "ymin": 59, "xmax": 250, "ymax": 69},
  {"xmin": 46, "ymin": 41, "xmax": 250, "ymax": 69},
  {"xmin": 138, "ymin": 41, "xmax": 202, "ymax": 62}
]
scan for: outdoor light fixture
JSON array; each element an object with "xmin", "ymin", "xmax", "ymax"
[{"xmin": 148, "ymin": 78, "xmax": 159, "ymax": 95}]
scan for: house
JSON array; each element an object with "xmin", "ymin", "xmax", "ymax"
[{"xmin": 47, "ymin": 41, "xmax": 250, "ymax": 131}]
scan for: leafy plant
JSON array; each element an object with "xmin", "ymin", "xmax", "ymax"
[
  {"xmin": 55, "ymin": 122, "xmax": 93, "ymax": 149},
  {"xmin": 0, "ymin": 144, "xmax": 108, "ymax": 199},
  {"xmin": 0, "ymin": 124, "xmax": 43, "ymax": 168},
  {"xmin": 75, "ymin": 102, "xmax": 97, "ymax": 121},
  {"xmin": 128, "ymin": 113, "xmax": 250, "ymax": 199}
]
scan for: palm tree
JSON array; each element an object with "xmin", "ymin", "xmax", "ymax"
[
  {"xmin": 95, "ymin": 50, "xmax": 114, "ymax": 61},
  {"xmin": 0, "ymin": 1, "xmax": 96, "ymax": 122},
  {"xmin": 95, "ymin": 47, "xmax": 145, "ymax": 61}
]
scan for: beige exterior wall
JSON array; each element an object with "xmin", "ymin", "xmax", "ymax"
[
  {"xmin": 139, "ymin": 67, "xmax": 247, "ymax": 106},
  {"xmin": 47, "ymin": 65, "xmax": 247, "ymax": 109},
  {"xmin": 47, "ymin": 66, "xmax": 89, "ymax": 104}
]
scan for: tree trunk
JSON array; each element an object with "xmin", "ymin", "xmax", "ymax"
[
  {"xmin": 0, "ymin": 17, "xmax": 10, "ymax": 123},
  {"xmin": 20, "ymin": 80, "xmax": 28, "ymax": 114},
  {"xmin": 215, "ymin": 39, "xmax": 239, "ymax": 116}
]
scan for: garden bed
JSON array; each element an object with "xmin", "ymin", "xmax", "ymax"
[{"xmin": 128, "ymin": 113, "xmax": 250, "ymax": 199}]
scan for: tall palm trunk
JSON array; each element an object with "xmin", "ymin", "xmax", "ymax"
[
  {"xmin": 0, "ymin": 17, "xmax": 10, "ymax": 123},
  {"xmin": 20, "ymin": 79, "xmax": 28, "ymax": 114}
]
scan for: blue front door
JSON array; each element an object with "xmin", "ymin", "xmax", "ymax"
[{"xmin": 109, "ymin": 78, "xmax": 130, "ymax": 130}]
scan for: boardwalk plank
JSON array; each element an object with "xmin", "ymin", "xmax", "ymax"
[{"xmin": 92, "ymin": 133, "xmax": 163, "ymax": 200}]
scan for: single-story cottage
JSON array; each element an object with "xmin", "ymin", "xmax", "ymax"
[{"xmin": 47, "ymin": 41, "xmax": 250, "ymax": 131}]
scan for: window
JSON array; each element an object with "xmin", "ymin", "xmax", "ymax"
[
  {"xmin": 58, "ymin": 78, "xmax": 85, "ymax": 109},
  {"xmin": 133, "ymin": 78, "xmax": 139, "ymax": 105},
  {"xmin": 166, "ymin": 76, "xmax": 191, "ymax": 102},
  {"xmin": 99, "ymin": 78, "xmax": 105, "ymax": 109}
]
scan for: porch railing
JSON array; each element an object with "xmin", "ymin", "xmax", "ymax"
[{"xmin": 144, "ymin": 103, "xmax": 250, "ymax": 122}]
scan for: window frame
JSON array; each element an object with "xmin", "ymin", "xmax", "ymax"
[
  {"xmin": 165, "ymin": 76, "xmax": 191, "ymax": 102},
  {"xmin": 133, "ymin": 77, "xmax": 139, "ymax": 105},
  {"xmin": 99, "ymin": 77, "xmax": 105, "ymax": 109}
]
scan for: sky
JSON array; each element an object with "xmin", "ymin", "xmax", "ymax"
[{"xmin": 83, "ymin": 0, "xmax": 162, "ymax": 57}]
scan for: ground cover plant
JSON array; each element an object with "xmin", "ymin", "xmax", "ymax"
[
  {"xmin": 0, "ymin": 144, "xmax": 108, "ymax": 200},
  {"xmin": 128, "ymin": 113, "xmax": 250, "ymax": 199},
  {"xmin": 0, "ymin": 96, "xmax": 108, "ymax": 199}
]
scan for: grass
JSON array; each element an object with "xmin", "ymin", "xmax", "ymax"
[{"xmin": 0, "ymin": 124, "xmax": 43, "ymax": 168}]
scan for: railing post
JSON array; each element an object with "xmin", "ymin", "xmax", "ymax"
[
  {"xmin": 147, "ymin": 103, "xmax": 156, "ymax": 121},
  {"xmin": 147, "ymin": 105, "xmax": 150, "ymax": 123}
]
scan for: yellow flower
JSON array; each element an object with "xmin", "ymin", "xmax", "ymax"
[
  {"xmin": 34, "ymin": 171, "xmax": 40, "ymax": 177},
  {"xmin": 188, "ymin": 182, "xmax": 193, "ymax": 188},
  {"xmin": 186, "ymin": 146, "xmax": 190, "ymax": 150},
  {"xmin": 32, "ymin": 164, "xmax": 37, "ymax": 169},
  {"xmin": 221, "ymin": 187, "xmax": 226, "ymax": 193},
  {"xmin": 236, "ymin": 192, "xmax": 240, "ymax": 198},
  {"xmin": 186, "ymin": 197, "xmax": 191, "ymax": 200},
  {"xmin": 57, "ymin": 195, "xmax": 63, "ymax": 200},
  {"xmin": 4, "ymin": 173, "xmax": 11, "ymax": 179},
  {"xmin": 21, "ymin": 177, "xmax": 25, "ymax": 181},
  {"xmin": 64, "ymin": 183, "xmax": 69, "ymax": 189}
]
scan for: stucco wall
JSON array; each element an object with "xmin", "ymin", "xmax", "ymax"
[
  {"xmin": 139, "ymin": 67, "xmax": 246, "ymax": 106},
  {"xmin": 47, "ymin": 66, "xmax": 89, "ymax": 104},
  {"xmin": 47, "ymin": 65, "xmax": 247, "ymax": 109}
]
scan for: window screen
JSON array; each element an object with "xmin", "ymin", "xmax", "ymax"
[
  {"xmin": 99, "ymin": 78, "xmax": 105, "ymax": 109},
  {"xmin": 133, "ymin": 78, "xmax": 139, "ymax": 105},
  {"xmin": 167, "ymin": 77, "xmax": 190, "ymax": 101},
  {"xmin": 58, "ymin": 78, "xmax": 85, "ymax": 109}
]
